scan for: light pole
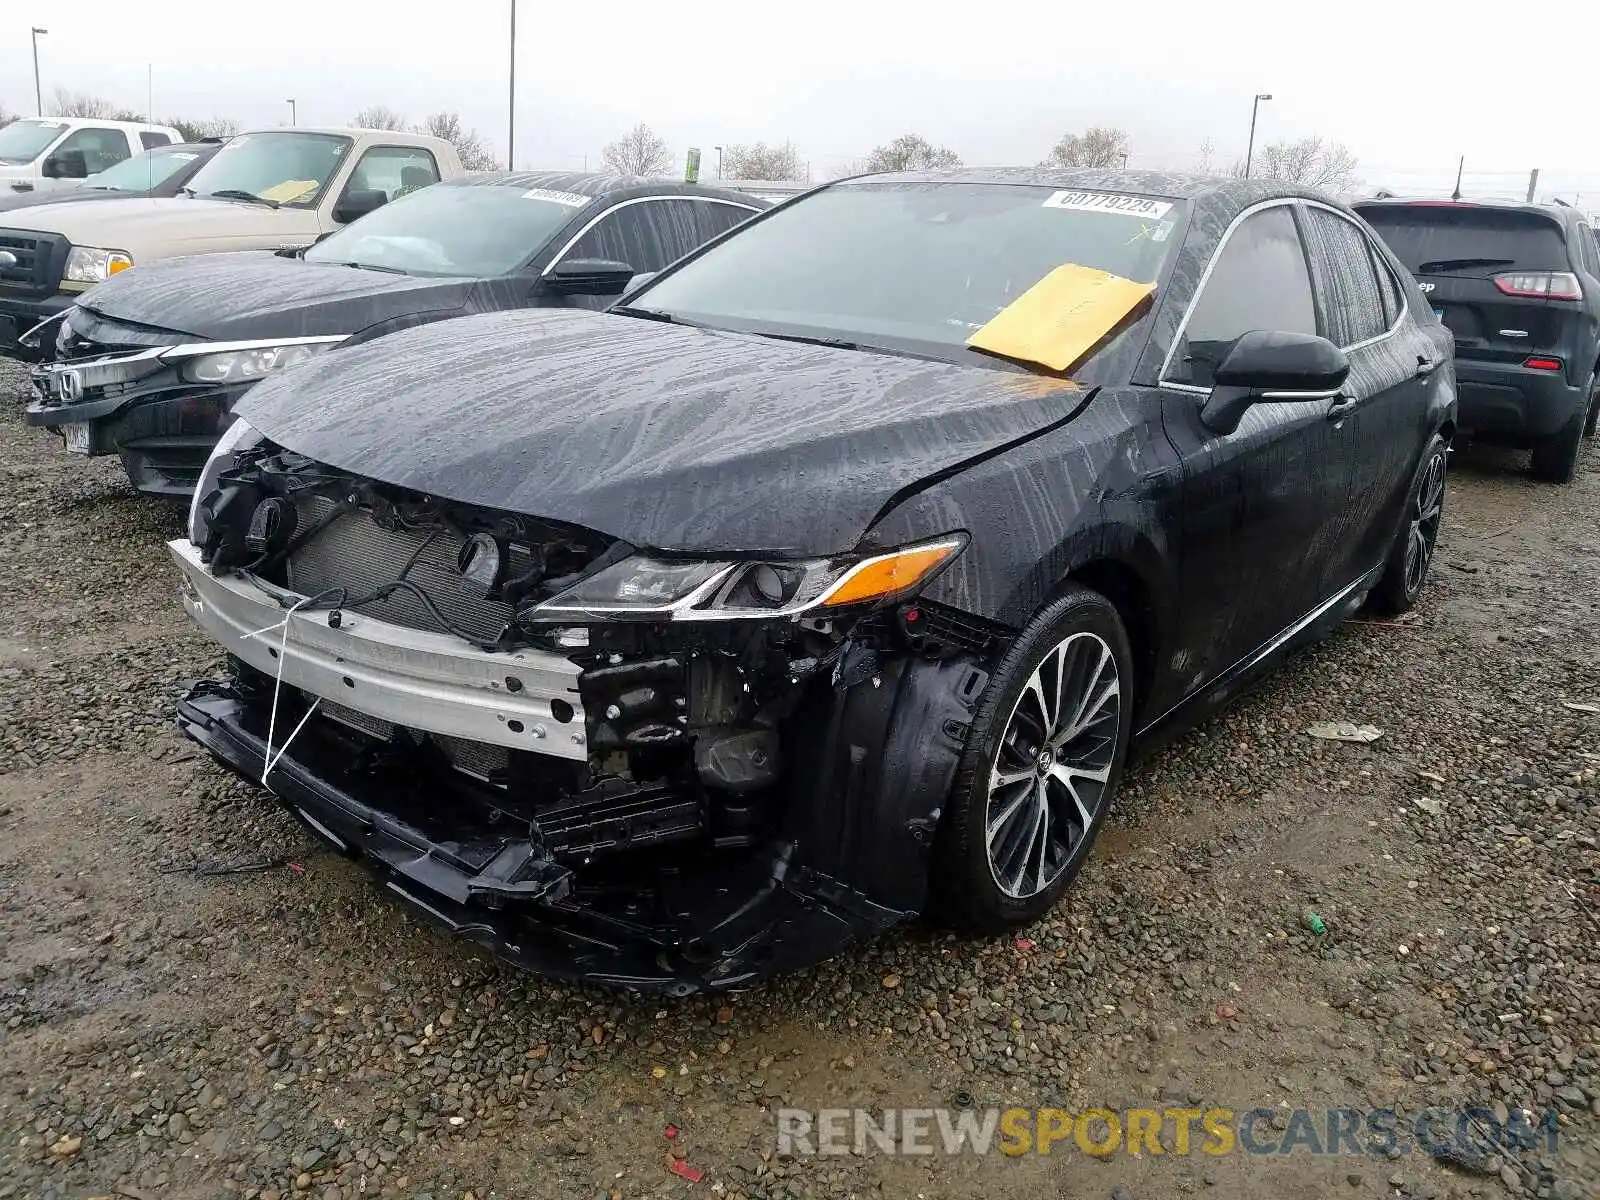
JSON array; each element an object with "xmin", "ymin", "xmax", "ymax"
[
  {"xmin": 507, "ymin": 0, "xmax": 517, "ymax": 171},
  {"xmin": 714, "ymin": 145, "xmax": 723, "ymax": 179},
  {"xmin": 31, "ymin": 27, "xmax": 48, "ymax": 116},
  {"xmin": 286, "ymin": 98, "xmax": 296, "ymax": 126},
  {"xmin": 1244, "ymin": 92, "xmax": 1272, "ymax": 179}
]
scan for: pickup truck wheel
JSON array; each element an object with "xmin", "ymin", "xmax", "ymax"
[
  {"xmin": 932, "ymin": 587, "xmax": 1133, "ymax": 934},
  {"xmin": 1530, "ymin": 412, "xmax": 1584, "ymax": 484}
]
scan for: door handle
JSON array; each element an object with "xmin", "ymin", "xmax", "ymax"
[
  {"xmin": 1415, "ymin": 357, "xmax": 1437, "ymax": 377},
  {"xmin": 1326, "ymin": 394, "xmax": 1360, "ymax": 421}
]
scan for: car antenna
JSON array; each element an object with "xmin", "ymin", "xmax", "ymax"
[{"xmin": 1451, "ymin": 155, "xmax": 1464, "ymax": 202}]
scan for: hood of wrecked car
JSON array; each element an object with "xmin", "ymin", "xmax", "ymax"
[
  {"xmin": 78, "ymin": 250, "xmax": 478, "ymax": 341},
  {"xmin": 236, "ymin": 307, "xmax": 1086, "ymax": 556}
]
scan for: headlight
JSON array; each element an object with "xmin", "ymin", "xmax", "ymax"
[
  {"xmin": 63, "ymin": 245, "xmax": 134, "ymax": 286},
  {"xmin": 188, "ymin": 417, "xmax": 263, "ymax": 546},
  {"xmin": 177, "ymin": 340, "xmax": 340, "ymax": 384},
  {"xmin": 529, "ymin": 535, "xmax": 967, "ymax": 622}
]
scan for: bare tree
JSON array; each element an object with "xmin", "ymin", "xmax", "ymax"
[
  {"xmin": 352, "ymin": 105, "xmax": 408, "ymax": 131},
  {"xmin": 864, "ymin": 133, "xmax": 961, "ymax": 173},
  {"xmin": 1195, "ymin": 137, "xmax": 1217, "ymax": 176},
  {"xmin": 601, "ymin": 123, "xmax": 671, "ymax": 176},
  {"xmin": 0, "ymin": 106, "xmax": 17, "ymax": 129},
  {"xmin": 829, "ymin": 158, "xmax": 870, "ymax": 180},
  {"xmin": 50, "ymin": 88, "xmax": 117, "ymax": 118},
  {"xmin": 415, "ymin": 111, "xmax": 499, "ymax": 171},
  {"xmin": 721, "ymin": 141, "xmax": 804, "ymax": 181},
  {"xmin": 1043, "ymin": 126, "xmax": 1130, "ymax": 169},
  {"xmin": 1230, "ymin": 136, "xmax": 1359, "ymax": 192},
  {"xmin": 165, "ymin": 116, "xmax": 241, "ymax": 142}
]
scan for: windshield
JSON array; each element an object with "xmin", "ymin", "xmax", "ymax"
[
  {"xmin": 0, "ymin": 118, "xmax": 68, "ymax": 164},
  {"xmin": 305, "ymin": 184, "xmax": 589, "ymax": 277},
  {"xmin": 87, "ymin": 146, "xmax": 202, "ymax": 192},
  {"xmin": 1359, "ymin": 206, "xmax": 1571, "ymax": 274},
  {"xmin": 184, "ymin": 131, "xmax": 352, "ymax": 207},
  {"xmin": 630, "ymin": 182, "xmax": 1183, "ymax": 363}
]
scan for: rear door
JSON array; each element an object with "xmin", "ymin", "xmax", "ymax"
[
  {"xmin": 1298, "ymin": 202, "xmax": 1434, "ymax": 589},
  {"xmin": 1358, "ymin": 203, "xmax": 1590, "ymax": 391},
  {"xmin": 1159, "ymin": 201, "xmax": 1353, "ymax": 688}
]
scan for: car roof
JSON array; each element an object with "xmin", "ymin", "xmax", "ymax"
[
  {"xmin": 834, "ymin": 166, "xmax": 1343, "ymax": 207},
  {"xmin": 443, "ymin": 170, "xmax": 768, "ymax": 207},
  {"xmin": 1354, "ymin": 196, "xmax": 1583, "ymax": 230}
]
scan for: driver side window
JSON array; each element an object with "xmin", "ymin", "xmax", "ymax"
[
  {"xmin": 57, "ymin": 126, "xmax": 132, "ymax": 174},
  {"xmin": 1167, "ymin": 204, "xmax": 1318, "ymax": 388}
]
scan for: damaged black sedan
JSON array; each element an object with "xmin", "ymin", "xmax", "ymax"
[
  {"xmin": 23, "ymin": 172, "xmax": 763, "ymax": 497},
  {"xmin": 173, "ymin": 168, "xmax": 1455, "ymax": 992}
]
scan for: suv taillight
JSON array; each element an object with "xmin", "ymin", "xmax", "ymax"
[{"xmin": 1493, "ymin": 271, "xmax": 1583, "ymax": 300}]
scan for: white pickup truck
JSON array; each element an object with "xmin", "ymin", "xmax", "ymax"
[
  {"xmin": 0, "ymin": 125, "xmax": 463, "ymax": 359},
  {"xmin": 0, "ymin": 116, "xmax": 183, "ymax": 196}
]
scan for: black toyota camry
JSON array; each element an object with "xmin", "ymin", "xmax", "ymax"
[
  {"xmin": 22, "ymin": 171, "xmax": 764, "ymax": 497},
  {"xmin": 173, "ymin": 168, "xmax": 1455, "ymax": 993}
]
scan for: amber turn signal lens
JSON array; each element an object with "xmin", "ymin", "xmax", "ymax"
[{"xmin": 821, "ymin": 540, "xmax": 964, "ymax": 608}]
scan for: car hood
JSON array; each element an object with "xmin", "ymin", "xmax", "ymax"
[
  {"xmin": 78, "ymin": 251, "xmax": 477, "ymax": 341},
  {"xmin": 0, "ymin": 187, "xmax": 137, "ymax": 215},
  {"xmin": 0, "ymin": 195, "xmax": 318, "ymax": 253},
  {"xmin": 238, "ymin": 308, "xmax": 1086, "ymax": 556}
]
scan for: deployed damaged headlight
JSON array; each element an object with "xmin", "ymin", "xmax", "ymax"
[
  {"xmin": 187, "ymin": 417, "xmax": 263, "ymax": 547},
  {"xmin": 529, "ymin": 535, "xmax": 968, "ymax": 622},
  {"xmin": 175, "ymin": 339, "xmax": 343, "ymax": 383}
]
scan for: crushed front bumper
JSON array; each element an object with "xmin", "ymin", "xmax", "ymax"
[{"xmin": 170, "ymin": 539, "xmax": 979, "ymax": 993}]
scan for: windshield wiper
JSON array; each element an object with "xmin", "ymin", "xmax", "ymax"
[
  {"xmin": 610, "ymin": 305, "xmax": 678, "ymax": 323},
  {"xmin": 331, "ymin": 260, "xmax": 407, "ymax": 274},
  {"xmin": 743, "ymin": 329, "xmax": 863, "ymax": 351},
  {"xmin": 203, "ymin": 188, "xmax": 280, "ymax": 209},
  {"xmin": 1416, "ymin": 257, "xmax": 1515, "ymax": 272}
]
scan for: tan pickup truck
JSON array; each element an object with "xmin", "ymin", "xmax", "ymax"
[{"xmin": 0, "ymin": 125, "xmax": 463, "ymax": 359}]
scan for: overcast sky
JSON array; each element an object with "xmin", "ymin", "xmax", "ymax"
[{"xmin": 5, "ymin": 0, "xmax": 1600, "ymax": 202}]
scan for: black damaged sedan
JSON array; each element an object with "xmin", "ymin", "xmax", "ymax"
[
  {"xmin": 173, "ymin": 168, "xmax": 1455, "ymax": 992},
  {"xmin": 22, "ymin": 171, "xmax": 764, "ymax": 497}
]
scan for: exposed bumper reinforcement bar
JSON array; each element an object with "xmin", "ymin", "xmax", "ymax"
[{"xmin": 168, "ymin": 537, "xmax": 589, "ymax": 760}]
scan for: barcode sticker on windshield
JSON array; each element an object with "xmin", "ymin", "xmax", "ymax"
[
  {"xmin": 1042, "ymin": 191, "xmax": 1173, "ymax": 220},
  {"xmin": 522, "ymin": 188, "xmax": 588, "ymax": 206}
]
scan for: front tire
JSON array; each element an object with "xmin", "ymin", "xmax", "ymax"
[
  {"xmin": 1369, "ymin": 432, "xmax": 1448, "ymax": 616},
  {"xmin": 932, "ymin": 587, "xmax": 1133, "ymax": 933}
]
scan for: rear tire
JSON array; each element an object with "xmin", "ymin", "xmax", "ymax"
[
  {"xmin": 1369, "ymin": 433, "xmax": 1448, "ymax": 616},
  {"xmin": 1530, "ymin": 413, "xmax": 1584, "ymax": 483},
  {"xmin": 932, "ymin": 586, "xmax": 1133, "ymax": 933},
  {"xmin": 1584, "ymin": 381, "xmax": 1599, "ymax": 439}
]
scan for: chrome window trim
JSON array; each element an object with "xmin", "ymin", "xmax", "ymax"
[
  {"xmin": 542, "ymin": 194, "xmax": 762, "ymax": 276},
  {"xmin": 1158, "ymin": 196, "xmax": 1406, "ymax": 389},
  {"xmin": 1300, "ymin": 199, "xmax": 1405, "ymax": 352},
  {"xmin": 1157, "ymin": 197, "xmax": 1302, "ymax": 386}
]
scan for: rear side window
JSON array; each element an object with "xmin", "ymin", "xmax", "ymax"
[
  {"xmin": 1369, "ymin": 242, "xmax": 1405, "ymax": 327},
  {"xmin": 1167, "ymin": 204, "xmax": 1318, "ymax": 388},
  {"xmin": 1574, "ymin": 224, "xmax": 1600, "ymax": 278},
  {"xmin": 1358, "ymin": 206, "xmax": 1570, "ymax": 274},
  {"xmin": 1300, "ymin": 207, "xmax": 1388, "ymax": 347},
  {"xmin": 139, "ymin": 131, "xmax": 173, "ymax": 150}
]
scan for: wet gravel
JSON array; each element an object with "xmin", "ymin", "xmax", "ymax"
[{"xmin": 0, "ymin": 356, "xmax": 1596, "ymax": 1200}]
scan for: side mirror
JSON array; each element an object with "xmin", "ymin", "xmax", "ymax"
[
  {"xmin": 43, "ymin": 149, "xmax": 89, "ymax": 180},
  {"xmin": 1200, "ymin": 331, "xmax": 1350, "ymax": 434},
  {"xmin": 333, "ymin": 188, "xmax": 387, "ymax": 225},
  {"xmin": 544, "ymin": 257, "xmax": 636, "ymax": 296}
]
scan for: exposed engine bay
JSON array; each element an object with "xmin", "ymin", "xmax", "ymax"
[{"xmin": 177, "ymin": 440, "xmax": 1010, "ymax": 992}]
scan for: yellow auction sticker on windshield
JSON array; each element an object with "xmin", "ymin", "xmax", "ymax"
[
  {"xmin": 1042, "ymin": 190, "xmax": 1172, "ymax": 220},
  {"xmin": 966, "ymin": 263, "xmax": 1153, "ymax": 374},
  {"xmin": 258, "ymin": 179, "xmax": 319, "ymax": 204}
]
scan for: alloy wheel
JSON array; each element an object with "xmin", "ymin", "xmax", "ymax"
[
  {"xmin": 1404, "ymin": 449, "xmax": 1446, "ymax": 597},
  {"xmin": 984, "ymin": 631, "xmax": 1122, "ymax": 899}
]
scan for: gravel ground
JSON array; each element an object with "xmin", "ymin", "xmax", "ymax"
[{"xmin": 0, "ymin": 356, "xmax": 1596, "ymax": 1200}]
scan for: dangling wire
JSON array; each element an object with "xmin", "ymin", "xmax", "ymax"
[{"xmin": 241, "ymin": 593, "xmax": 322, "ymax": 786}]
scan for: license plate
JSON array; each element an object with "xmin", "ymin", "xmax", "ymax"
[
  {"xmin": 1431, "ymin": 306, "xmax": 1445, "ymax": 321},
  {"xmin": 63, "ymin": 422, "xmax": 91, "ymax": 455}
]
